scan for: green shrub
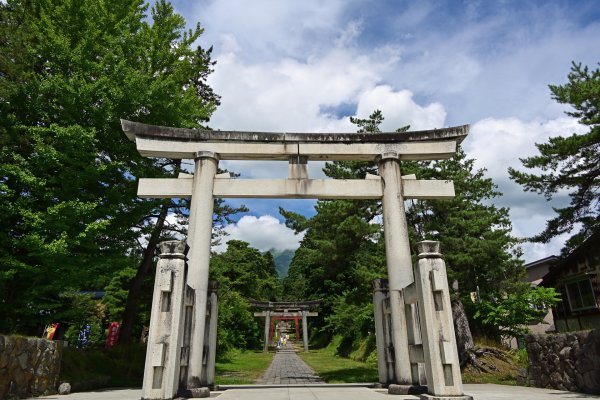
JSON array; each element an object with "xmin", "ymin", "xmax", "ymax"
[
  {"xmin": 60, "ymin": 344, "xmax": 146, "ymax": 391},
  {"xmin": 515, "ymin": 347, "xmax": 529, "ymax": 369}
]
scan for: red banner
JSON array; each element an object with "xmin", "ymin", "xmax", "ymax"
[{"xmin": 105, "ymin": 322, "xmax": 121, "ymax": 348}]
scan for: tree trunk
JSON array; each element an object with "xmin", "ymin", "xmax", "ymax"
[
  {"xmin": 119, "ymin": 202, "xmax": 170, "ymax": 344},
  {"xmin": 451, "ymin": 292, "xmax": 475, "ymax": 366}
]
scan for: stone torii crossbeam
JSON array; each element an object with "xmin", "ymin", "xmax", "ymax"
[
  {"xmin": 122, "ymin": 120, "xmax": 472, "ymax": 400},
  {"xmin": 251, "ymin": 300, "xmax": 321, "ymax": 352}
]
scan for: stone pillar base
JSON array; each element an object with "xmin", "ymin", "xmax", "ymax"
[
  {"xmin": 419, "ymin": 394, "xmax": 474, "ymax": 400},
  {"xmin": 178, "ymin": 387, "xmax": 210, "ymax": 398},
  {"xmin": 388, "ymin": 384, "xmax": 428, "ymax": 395}
]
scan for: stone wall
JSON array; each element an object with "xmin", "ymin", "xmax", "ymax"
[
  {"xmin": 524, "ymin": 329, "xmax": 600, "ymax": 394},
  {"xmin": 0, "ymin": 335, "xmax": 62, "ymax": 399}
]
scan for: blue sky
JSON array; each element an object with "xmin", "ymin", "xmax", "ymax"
[{"xmin": 164, "ymin": 0, "xmax": 599, "ymax": 262}]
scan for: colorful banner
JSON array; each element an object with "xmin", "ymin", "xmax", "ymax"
[
  {"xmin": 43, "ymin": 323, "xmax": 59, "ymax": 340},
  {"xmin": 77, "ymin": 323, "xmax": 91, "ymax": 348},
  {"xmin": 105, "ymin": 322, "xmax": 120, "ymax": 348}
]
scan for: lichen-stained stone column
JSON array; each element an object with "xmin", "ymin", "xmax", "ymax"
[
  {"xmin": 263, "ymin": 310, "xmax": 271, "ymax": 352},
  {"xmin": 142, "ymin": 240, "xmax": 188, "ymax": 400},
  {"xmin": 302, "ymin": 310, "xmax": 309, "ymax": 352},
  {"xmin": 414, "ymin": 241, "xmax": 471, "ymax": 400},
  {"xmin": 200, "ymin": 281, "xmax": 219, "ymax": 388},
  {"xmin": 373, "ymin": 278, "xmax": 394, "ymax": 384},
  {"xmin": 378, "ymin": 152, "xmax": 413, "ymax": 385},
  {"xmin": 186, "ymin": 151, "xmax": 219, "ymax": 389}
]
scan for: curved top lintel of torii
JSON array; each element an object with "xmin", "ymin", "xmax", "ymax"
[
  {"xmin": 250, "ymin": 300, "xmax": 323, "ymax": 311},
  {"xmin": 122, "ymin": 120, "xmax": 469, "ymax": 162},
  {"xmin": 121, "ymin": 119, "xmax": 469, "ymax": 145}
]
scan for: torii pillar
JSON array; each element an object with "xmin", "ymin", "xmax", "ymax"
[
  {"xmin": 301, "ymin": 311, "xmax": 309, "ymax": 352},
  {"xmin": 186, "ymin": 151, "xmax": 218, "ymax": 389},
  {"xmin": 378, "ymin": 151, "xmax": 414, "ymax": 384},
  {"xmin": 263, "ymin": 310, "xmax": 271, "ymax": 352}
]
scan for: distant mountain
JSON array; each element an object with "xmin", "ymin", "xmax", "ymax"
[{"xmin": 267, "ymin": 248, "xmax": 296, "ymax": 278}]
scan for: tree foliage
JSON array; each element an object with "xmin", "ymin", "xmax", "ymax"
[
  {"xmin": 473, "ymin": 286, "xmax": 561, "ymax": 338},
  {"xmin": 0, "ymin": 0, "xmax": 244, "ymax": 337},
  {"xmin": 404, "ymin": 149, "xmax": 525, "ymax": 300},
  {"xmin": 210, "ymin": 240, "xmax": 281, "ymax": 353},
  {"xmin": 509, "ymin": 62, "xmax": 600, "ymax": 252}
]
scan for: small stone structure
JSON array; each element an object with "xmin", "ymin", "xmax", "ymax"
[
  {"xmin": 141, "ymin": 240, "xmax": 218, "ymax": 400},
  {"xmin": 374, "ymin": 241, "xmax": 471, "ymax": 399},
  {"xmin": 0, "ymin": 335, "xmax": 62, "ymax": 399},
  {"xmin": 524, "ymin": 329, "xmax": 600, "ymax": 394}
]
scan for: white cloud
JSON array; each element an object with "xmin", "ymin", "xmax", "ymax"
[
  {"xmin": 371, "ymin": 4, "xmax": 600, "ymax": 126},
  {"xmin": 355, "ymin": 85, "xmax": 446, "ymax": 131},
  {"xmin": 187, "ymin": 0, "xmax": 347, "ymax": 62},
  {"xmin": 213, "ymin": 215, "xmax": 304, "ymax": 253},
  {"xmin": 466, "ymin": 116, "xmax": 582, "ymax": 182},
  {"xmin": 208, "ymin": 43, "xmax": 386, "ymax": 132},
  {"xmin": 522, "ymin": 236, "xmax": 571, "ymax": 263},
  {"xmin": 464, "ymin": 116, "xmax": 585, "ymax": 262},
  {"xmin": 208, "ymin": 35, "xmax": 447, "ymax": 134}
]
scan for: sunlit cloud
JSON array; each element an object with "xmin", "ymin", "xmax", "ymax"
[{"xmin": 213, "ymin": 215, "xmax": 305, "ymax": 253}]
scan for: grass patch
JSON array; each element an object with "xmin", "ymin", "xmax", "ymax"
[
  {"xmin": 300, "ymin": 336, "xmax": 521, "ymax": 386},
  {"xmin": 60, "ymin": 345, "xmax": 146, "ymax": 391},
  {"xmin": 298, "ymin": 347, "xmax": 378, "ymax": 383},
  {"xmin": 215, "ymin": 349, "xmax": 274, "ymax": 385}
]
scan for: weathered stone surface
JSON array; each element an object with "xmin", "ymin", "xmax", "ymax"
[
  {"xmin": 58, "ymin": 382, "xmax": 71, "ymax": 395},
  {"xmin": 388, "ymin": 384, "xmax": 427, "ymax": 395},
  {"xmin": 419, "ymin": 395, "xmax": 473, "ymax": 400},
  {"xmin": 525, "ymin": 329, "xmax": 600, "ymax": 395},
  {"xmin": 0, "ymin": 335, "xmax": 62, "ymax": 399},
  {"xmin": 158, "ymin": 239, "xmax": 188, "ymax": 256},
  {"xmin": 181, "ymin": 387, "xmax": 210, "ymax": 398},
  {"xmin": 121, "ymin": 119, "xmax": 469, "ymax": 145}
]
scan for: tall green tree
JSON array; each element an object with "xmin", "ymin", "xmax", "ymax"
[
  {"xmin": 405, "ymin": 149, "xmax": 525, "ymax": 300},
  {"xmin": 0, "ymin": 0, "xmax": 244, "ymax": 337},
  {"xmin": 210, "ymin": 240, "xmax": 281, "ymax": 353},
  {"xmin": 509, "ymin": 62, "xmax": 600, "ymax": 253}
]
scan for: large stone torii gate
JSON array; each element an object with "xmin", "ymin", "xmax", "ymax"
[{"xmin": 122, "ymin": 120, "xmax": 472, "ymax": 399}]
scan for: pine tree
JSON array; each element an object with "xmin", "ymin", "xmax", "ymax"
[
  {"xmin": 405, "ymin": 149, "xmax": 525, "ymax": 300},
  {"xmin": 509, "ymin": 62, "xmax": 600, "ymax": 253}
]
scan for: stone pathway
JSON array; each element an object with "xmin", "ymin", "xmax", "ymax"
[
  {"xmin": 257, "ymin": 342, "xmax": 324, "ymax": 385},
  {"xmin": 32, "ymin": 384, "xmax": 600, "ymax": 400}
]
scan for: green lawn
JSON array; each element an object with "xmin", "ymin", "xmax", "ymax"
[
  {"xmin": 299, "ymin": 346, "xmax": 519, "ymax": 386},
  {"xmin": 298, "ymin": 348, "xmax": 378, "ymax": 383},
  {"xmin": 215, "ymin": 349, "xmax": 274, "ymax": 385}
]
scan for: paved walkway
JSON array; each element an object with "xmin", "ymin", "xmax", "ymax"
[
  {"xmin": 35, "ymin": 384, "xmax": 600, "ymax": 399},
  {"xmin": 256, "ymin": 342, "xmax": 324, "ymax": 385},
  {"xmin": 214, "ymin": 385, "xmax": 600, "ymax": 400}
]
